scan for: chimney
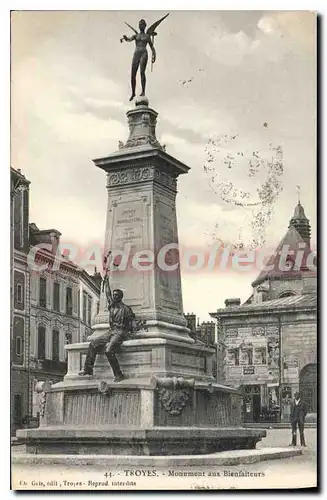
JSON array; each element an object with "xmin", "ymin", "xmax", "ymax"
[
  {"xmin": 225, "ymin": 298, "xmax": 241, "ymax": 308},
  {"xmin": 302, "ymin": 273, "xmax": 317, "ymax": 295}
]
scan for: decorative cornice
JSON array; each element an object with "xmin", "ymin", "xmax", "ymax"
[
  {"xmin": 153, "ymin": 376, "xmax": 195, "ymax": 390},
  {"xmin": 106, "ymin": 166, "xmax": 177, "ymax": 191}
]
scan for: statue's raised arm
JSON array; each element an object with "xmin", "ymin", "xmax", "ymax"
[
  {"xmin": 120, "ymin": 22, "xmax": 137, "ymax": 43},
  {"xmin": 102, "ymin": 251, "xmax": 113, "ymax": 307},
  {"xmin": 120, "ymin": 13, "xmax": 170, "ymax": 101}
]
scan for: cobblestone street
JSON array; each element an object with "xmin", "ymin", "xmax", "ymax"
[{"xmin": 12, "ymin": 427, "xmax": 317, "ymax": 490}]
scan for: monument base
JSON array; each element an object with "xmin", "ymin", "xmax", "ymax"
[
  {"xmin": 12, "ymin": 446, "xmax": 302, "ymax": 467},
  {"xmin": 16, "ymin": 338, "xmax": 266, "ymax": 456},
  {"xmin": 17, "ymin": 426, "xmax": 266, "ymax": 456}
]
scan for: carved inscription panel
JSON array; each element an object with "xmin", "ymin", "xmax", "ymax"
[
  {"xmin": 106, "ymin": 197, "xmax": 149, "ymax": 308},
  {"xmin": 155, "ymin": 197, "xmax": 183, "ymax": 313}
]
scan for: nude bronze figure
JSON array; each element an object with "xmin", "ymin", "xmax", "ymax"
[{"xmin": 120, "ymin": 14, "xmax": 169, "ymax": 101}]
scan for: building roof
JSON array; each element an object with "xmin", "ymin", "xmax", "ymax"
[
  {"xmin": 251, "ymin": 224, "xmax": 310, "ymax": 287},
  {"xmin": 80, "ymin": 269, "xmax": 101, "ymax": 295},
  {"xmin": 289, "ymin": 201, "xmax": 311, "ymax": 242},
  {"xmin": 11, "ymin": 166, "xmax": 30, "ymax": 187},
  {"xmin": 210, "ymin": 293, "xmax": 317, "ymax": 317},
  {"xmin": 292, "ymin": 201, "xmax": 308, "ymax": 220}
]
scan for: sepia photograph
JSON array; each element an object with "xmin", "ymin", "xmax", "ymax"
[{"xmin": 9, "ymin": 4, "xmax": 317, "ymax": 491}]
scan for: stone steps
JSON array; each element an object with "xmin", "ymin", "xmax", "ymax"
[{"xmin": 12, "ymin": 447, "xmax": 302, "ymax": 467}]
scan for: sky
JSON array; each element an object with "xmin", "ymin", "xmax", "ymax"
[{"xmin": 11, "ymin": 10, "xmax": 316, "ymax": 321}]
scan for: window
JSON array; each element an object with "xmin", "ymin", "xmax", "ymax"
[
  {"xmin": 13, "ymin": 394, "xmax": 23, "ymax": 425},
  {"xmin": 262, "ymin": 349, "xmax": 267, "ymax": 364},
  {"xmin": 37, "ymin": 326, "xmax": 46, "ymax": 359},
  {"xmin": 13, "ymin": 189, "xmax": 22, "ymax": 250},
  {"xmin": 283, "ymin": 258, "xmax": 294, "ymax": 271},
  {"xmin": 228, "ymin": 348, "xmax": 239, "ymax": 366},
  {"xmin": 82, "ymin": 292, "xmax": 87, "ymax": 323},
  {"xmin": 254, "ymin": 347, "xmax": 266, "ymax": 365},
  {"xmin": 13, "ymin": 316, "xmax": 24, "ymax": 365},
  {"xmin": 96, "ymin": 301, "xmax": 100, "ymax": 315},
  {"xmin": 66, "ymin": 287, "xmax": 73, "ymax": 316},
  {"xmin": 16, "ymin": 284, "xmax": 23, "ymax": 304},
  {"xmin": 52, "ymin": 330, "xmax": 59, "ymax": 361},
  {"xmin": 39, "ymin": 277, "xmax": 47, "ymax": 308},
  {"xmin": 22, "ymin": 189, "xmax": 29, "ymax": 249},
  {"xmin": 15, "ymin": 336, "xmax": 22, "ymax": 356},
  {"xmin": 53, "ymin": 282, "xmax": 60, "ymax": 312},
  {"xmin": 14, "ymin": 271, "xmax": 25, "ymax": 310},
  {"xmin": 88, "ymin": 296, "xmax": 92, "ymax": 326},
  {"xmin": 278, "ymin": 291, "xmax": 296, "ymax": 298}
]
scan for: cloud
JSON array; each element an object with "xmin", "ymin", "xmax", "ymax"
[
  {"xmin": 11, "ymin": 11, "xmax": 316, "ymax": 321},
  {"xmin": 258, "ymin": 11, "xmax": 316, "ymax": 52}
]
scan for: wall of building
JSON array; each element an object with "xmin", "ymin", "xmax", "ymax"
[
  {"xmin": 216, "ymin": 306, "xmax": 316, "ymax": 421},
  {"xmin": 79, "ymin": 278, "xmax": 100, "ymax": 342},
  {"xmin": 281, "ymin": 312, "xmax": 317, "ymax": 395},
  {"xmin": 267, "ymin": 277, "xmax": 304, "ymax": 299},
  {"xmin": 221, "ymin": 315, "xmax": 280, "ymax": 388},
  {"xmin": 11, "ymin": 369, "xmax": 29, "ymax": 433},
  {"xmin": 30, "ymin": 269, "xmax": 80, "ymax": 362}
]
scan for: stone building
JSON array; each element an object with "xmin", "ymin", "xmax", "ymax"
[
  {"xmin": 29, "ymin": 232, "xmax": 81, "ymax": 421},
  {"xmin": 184, "ymin": 313, "xmax": 197, "ymax": 338},
  {"xmin": 185, "ymin": 314, "xmax": 217, "ymax": 378},
  {"xmin": 210, "ymin": 202, "xmax": 317, "ymax": 423},
  {"xmin": 184, "ymin": 314, "xmax": 216, "ymax": 346},
  {"xmin": 79, "ymin": 270, "xmax": 101, "ymax": 342},
  {"xmin": 198, "ymin": 321, "xmax": 216, "ymax": 346},
  {"xmin": 11, "ymin": 167, "xmax": 31, "ymax": 434},
  {"xmin": 10, "ymin": 168, "xmax": 100, "ymax": 434}
]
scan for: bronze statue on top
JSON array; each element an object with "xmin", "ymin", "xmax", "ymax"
[{"xmin": 120, "ymin": 13, "xmax": 169, "ymax": 101}]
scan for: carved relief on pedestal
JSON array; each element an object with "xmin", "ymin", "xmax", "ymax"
[
  {"xmin": 35, "ymin": 380, "xmax": 52, "ymax": 417},
  {"xmin": 106, "ymin": 166, "xmax": 176, "ymax": 191},
  {"xmin": 98, "ymin": 380, "xmax": 111, "ymax": 396},
  {"xmin": 153, "ymin": 376, "xmax": 194, "ymax": 416},
  {"xmin": 120, "ymin": 106, "xmax": 163, "ymax": 150}
]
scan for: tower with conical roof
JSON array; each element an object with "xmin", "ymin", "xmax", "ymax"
[
  {"xmin": 251, "ymin": 199, "xmax": 314, "ymax": 299},
  {"xmin": 288, "ymin": 201, "xmax": 311, "ymax": 248}
]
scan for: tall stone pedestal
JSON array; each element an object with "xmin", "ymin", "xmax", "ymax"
[
  {"xmin": 17, "ymin": 97, "xmax": 265, "ymax": 454},
  {"xmin": 91, "ymin": 96, "xmax": 191, "ymax": 343}
]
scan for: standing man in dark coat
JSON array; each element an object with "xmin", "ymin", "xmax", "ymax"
[{"xmin": 290, "ymin": 392, "xmax": 307, "ymax": 447}]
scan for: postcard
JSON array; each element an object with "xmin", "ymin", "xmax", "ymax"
[{"xmin": 10, "ymin": 8, "xmax": 317, "ymax": 491}]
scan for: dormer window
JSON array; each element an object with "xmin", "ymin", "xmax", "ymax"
[
  {"xmin": 283, "ymin": 257, "xmax": 294, "ymax": 271},
  {"xmin": 279, "ymin": 291, "xmax": 296, "ymax": 299}
]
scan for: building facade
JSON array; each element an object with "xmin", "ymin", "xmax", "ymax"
[
  {"xmin": 184, "ymin": 314, "xmax": 216, "ymax": 346},
  {"xmin": 29, "ymin": 240, "xmax": 81, "ymax": 421},
  {"xmin": 11, "ymin": 168, "xmax": 31, "ymax": 434},
  {"xmin": 185, "ymin": 314, "xmax": 217, "ymax": 378},
  {"xmin": 79, "ymin": 270, "xmax": 101, "ymax": 342},
  {"xmin": 210, "ymin": 202, "xmax": 317, "ymax": 423}
]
